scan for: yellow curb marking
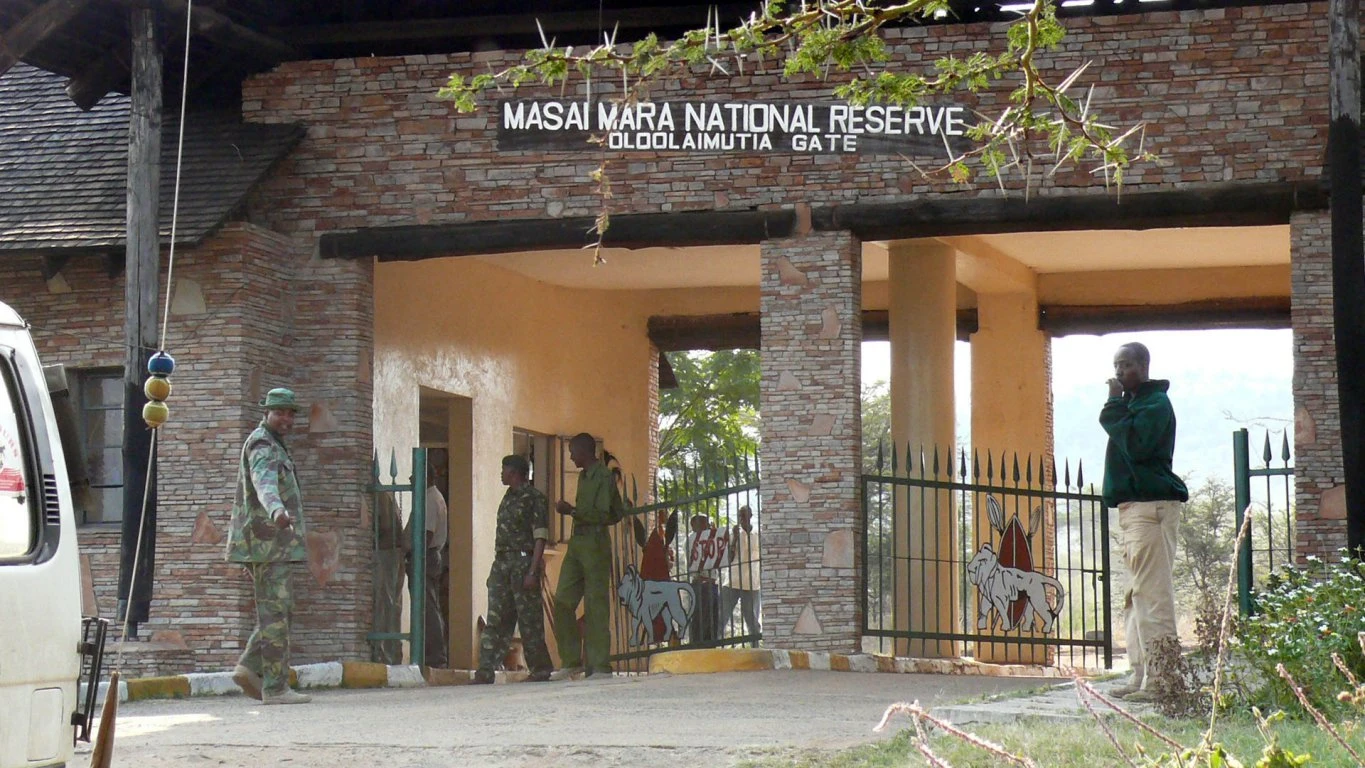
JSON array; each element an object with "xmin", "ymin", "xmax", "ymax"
[
  {"xmin": 649, "ymin": 648, "xmax": 773, "ymax": 675},
  {"xmin": 341, "ymin": 661, "xmax": 389, "ymax": 688},
  {"xmin": 125, "ymin": 676, "xmax": 191, "ymax": 701}
]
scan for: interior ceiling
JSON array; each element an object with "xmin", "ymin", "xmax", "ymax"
[{"xmin": 474, "ymin": 225, "xmax": 1290, "ymax": 290}]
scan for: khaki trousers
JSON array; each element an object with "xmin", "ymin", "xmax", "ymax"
[{"xmin": 1117, "ymin": 500, "xmax": 1181, "ymax": 687}]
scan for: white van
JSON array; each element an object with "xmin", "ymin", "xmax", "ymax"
[{"xmin": 0, "ymin": 300, "xmax": 89, "ymax": 767}]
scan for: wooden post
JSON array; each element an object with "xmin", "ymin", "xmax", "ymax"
[
  {"xmin": 1329, "ymin": 0, "xmax": 1365, "ymax": 557},
  {"xmin": 117, "ymin": 1, "xmax": 161, "ymax": 633}
]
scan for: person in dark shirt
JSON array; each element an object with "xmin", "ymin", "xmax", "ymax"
[{"xmin": 1100, "ymin": 342, "xmax": 1188, "ymax": 702}]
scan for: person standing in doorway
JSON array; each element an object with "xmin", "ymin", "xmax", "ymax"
[
  {"xmin": 227, "ymin": 388, "xmax": 311, "ymax": 705},
  {"xmin": 1101, "ymin": 342, "xmax": 1188, "ymax": 702},
  {"xmin": 405, "ymin": 459, "xmax": 449, "ymax": 668},
  {"xmin": 474, "ymin": 455, "xmax": 553, "ymax": 683},
  {"xmin": 551, "ymin": 433, "xmax": 626, "ymax": 680},
  {"xmin": 721, "ymin": 505, "xmax": 761, "ymax": 640}
]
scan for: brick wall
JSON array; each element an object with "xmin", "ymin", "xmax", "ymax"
[
  {"xmin": 0, "ymin": 223, "xmax": 374, "ymax": 675},
  {"xmin": 1290, "ymin": 210, "xmax": 1347, "ymax": 562},
  {"xmin": 759, "ymin": 232, "xmax": 862, "ymax": 651},
  {"xmin": 241, "ymin": 4, "xmax": 1327, "ymax": 236}
]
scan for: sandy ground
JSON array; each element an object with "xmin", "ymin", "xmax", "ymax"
[{"xmin": 71, "ymin": 670, "xmax": 1049, "ymax": 767}]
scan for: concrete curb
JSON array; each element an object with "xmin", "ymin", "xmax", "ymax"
[
  {"xmin": 97, "ymin": 649, "xmax": 1073, "ymax": 703},
  {"xmin": 651, "ymin": 648, "xmax": 1069, "ymax": 679},
  {"xmin": 86, "ymin": 662, "xmax": 426, "ymax": 703}
]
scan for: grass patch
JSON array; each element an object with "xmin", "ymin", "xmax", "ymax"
[{"xmin": 740, "ymin": 711, "xmax": 1362, "ymax": 767}]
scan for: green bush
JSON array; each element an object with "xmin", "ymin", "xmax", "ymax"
[{"xmin": 1235, "ymin": 556, "xmax": 1365, "ymax": 718}]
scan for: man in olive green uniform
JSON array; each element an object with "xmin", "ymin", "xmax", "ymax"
[
  {"xmin": 552, "ymin": 433, "xmax": 626, "ymax": 679},
  {"xmin": 473, "ymin": 455, "xmax": 553, "ymax": 684},
  {"xmin": 226, "ymin": 388, "xmax": 311, "ymax": 705}
]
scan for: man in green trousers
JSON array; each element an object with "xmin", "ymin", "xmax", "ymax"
[{"xmin": 551, "ymin": 433, "xmax": 626, "ymax": 679}]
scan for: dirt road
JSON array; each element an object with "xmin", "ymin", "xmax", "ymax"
[{"xmin": 72, "ymin": 670, "xmax": 1047, "ymax": 767}]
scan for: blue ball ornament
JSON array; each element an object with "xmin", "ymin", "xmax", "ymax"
[{"xmin": 148, "ymin": 351, "xmax": 176, "ymax": 376}]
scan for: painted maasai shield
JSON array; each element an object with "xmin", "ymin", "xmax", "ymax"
[
  {"xmin": 996, "ymin": 515, "xmax": 1034, "ymax": 628},
  {"xmin": 968, "ymin": 498, "xmax": 1065, "ymax": 634}
]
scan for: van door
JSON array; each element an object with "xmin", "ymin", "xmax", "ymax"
[{"xmin": 0, "ymin": 332, "xmax": 81, "ymax": 768}]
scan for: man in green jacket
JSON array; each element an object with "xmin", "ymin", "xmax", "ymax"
[
  {"xmin": 1100, "ymin": 343, "xmax": 1188, "ymax": 702},
  {"xmin": 551, "ymin": 433, "xmax": 626, "ymax": 679},
  {"xmin": 226, "ymin": 388, "xmax": 311, "ymax": 705}
]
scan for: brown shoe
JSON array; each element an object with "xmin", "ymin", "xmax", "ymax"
[
  {"xmin": 232, "ymin": 665, "xmax": 263, "ymax": 701},
  {"xmin": 471, "ymin": 670, "xmax": 495, "ymax": 685},
  {"xmin": 526, "ymin": 670, "xmax": 552, "ymax": 683}
]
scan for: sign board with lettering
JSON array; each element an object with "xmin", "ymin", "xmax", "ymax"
[{"xmin": 496, "ymin": 99, "xmax": 973, "ymax": 156}]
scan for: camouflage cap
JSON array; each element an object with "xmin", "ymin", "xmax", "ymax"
[{"xmin": 260, "ymin": 388, "xmax": 301, "ymax": 412}]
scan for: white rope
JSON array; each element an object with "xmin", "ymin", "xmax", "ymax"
[
  {"xmin": 159, "ymin": 0, "xmax": 194, "ymax": 351},
  {"xmin": 116, "ymin": 0, "xmax": 194, "ymax": 670}
]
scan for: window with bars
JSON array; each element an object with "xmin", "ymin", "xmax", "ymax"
[
  {"xmin": 512, "ymin": 428, "xmax": 560, "ymax": 543},
  {"xmin": 74, "ymin": 369, "xmax": 123, "ymax": 525}
]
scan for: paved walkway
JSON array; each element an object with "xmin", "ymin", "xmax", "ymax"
[{"xmin": 73, "ymin": 670, "xmax": 1058, "ymax": 768}]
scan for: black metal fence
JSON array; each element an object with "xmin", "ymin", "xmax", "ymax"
[
  {"xmin": 862, "ymin": 443, "xmax": 1112, "ymax": 670},
  {"xmin": 1232, "ymin": 428, "xmax": 1294, "ymax": 615},
  {"xmin": 606, "ymin": 458, "xmax": 762, "ymax": 673}
]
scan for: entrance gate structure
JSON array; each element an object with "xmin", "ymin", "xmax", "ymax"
[
  {"xmin": 605, "ymin": 457, "xmax": 762, "ymax": 674},
  {"xmin": 862, "ymin": 444, "xmax": 1112, "ymax": 670}
]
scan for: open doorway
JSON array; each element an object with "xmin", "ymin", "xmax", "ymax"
[{"xmin": 419, "ymin": 390, "xmax": 473, "ymax": 668}]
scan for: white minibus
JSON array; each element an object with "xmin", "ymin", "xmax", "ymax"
[{"xmin": 0, "ymin": 299, "xmax": 91, "ymax": 768}]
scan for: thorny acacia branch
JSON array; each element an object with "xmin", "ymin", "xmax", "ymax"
[{"xmin": 438, "ymin": 0, "xmax": 1153, "ymax": 261}]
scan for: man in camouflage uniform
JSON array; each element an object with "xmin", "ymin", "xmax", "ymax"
[
  {"xmin": 226, "ymin": 388, "xmax": 311, "ymax": 705},
  {"xmin": 473, "ymin": 454, "xmax": 553, "ymax": 683},
  {"xmin": 552, "ymin": 433, "xmax": 626, "ymax": 679}
]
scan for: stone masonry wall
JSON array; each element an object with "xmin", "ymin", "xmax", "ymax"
[
  {"xmin": 1290, "ymin": 210, "xmax": 1348, "ymax": 562},
  {"xmin": 241, "ymin": 4, "xmax": 1327, "ymax": 235},
  {"xmin": 759, "ymin": 231, "xmax": 862, "ymax": 651},
  {"xmin": 0, "ymin": 223, "xmax": 374, "ymax": 675}
]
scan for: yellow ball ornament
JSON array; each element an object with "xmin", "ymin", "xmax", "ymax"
[
  {"xmin": 144, "ymin": 376, "xmax": 171, "ymax": 401},
  {"xmin": 142, "ymin": 400, "xmax": 169, "ymax": 429}
]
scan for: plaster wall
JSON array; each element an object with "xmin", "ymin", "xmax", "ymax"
[{"xmin": 373, "ymin": 255, "xmax": 660, "ymax": 666}]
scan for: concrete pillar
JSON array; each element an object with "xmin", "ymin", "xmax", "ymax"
[
  {"xmin": 759, "ymin": 231, "xmax": 862, "ymax": 652},
  {"xmin": 969, "ymin": 290, "xmax": 1054, "ymax": 663},
  {"xmin": 887, "ymin": 242, "xmax": 957, "ymax": 657}
]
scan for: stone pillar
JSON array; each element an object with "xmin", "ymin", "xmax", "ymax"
[
  {"xmin": 970, "ymin": 290, "xmax": 1055, "ymax": 663},
  {"xmin": 888, "ymin": 242, "xmax": 957, "ymax": 657},
  {"xmin": 1291, "ymin": 210, "xmax": 1348, "ymax": 561},
  {"xmin": 759, "ymin": 231, "xmax": 862, "ymax": 652}
]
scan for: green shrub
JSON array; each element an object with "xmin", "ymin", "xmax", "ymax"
[{"xmin": 1235, "ymin": 556, "xmax": 1365, "ymax": 718}]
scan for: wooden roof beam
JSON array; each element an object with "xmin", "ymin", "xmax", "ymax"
[
  {"xmin": 66, "ymin": 41, "xmax": 129, "ymax": 110},
  {"xmin": 0, "ymin": 0, "xmax": 91, "ymax": 78},
  {"xmin": 162, "ymin": 0, "xmax": 298, "ymax": 64},
  {"xmin": 66, "ymin": 42, "xmax": 129, "ymax": 110},
  {"xmin": 276, "ymin": 5, "xmax": 750, "ymax": 47}
]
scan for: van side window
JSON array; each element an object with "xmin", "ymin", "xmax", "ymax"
[
  {"xmin": 74, "ymin": 369, "xmax": 123, "ymax": 525},
  {"xmin": 0, "ymin": 359, "xmax": 37, "ymax": 558}
]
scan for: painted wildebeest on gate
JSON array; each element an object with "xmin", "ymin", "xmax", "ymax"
[
  {"xmin": 617, "ymin": 565, "xmax": 695, "ymax": 647},
  {"xmin": 966, "ymin": 496, "xmax": 1066, "ymax": 634}
]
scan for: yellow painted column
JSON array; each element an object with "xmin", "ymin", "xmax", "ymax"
[
  {"xmin": 888, "ymin": 241, "xmax": 957, "ymax": 658},
  {"xmin": 969, "ymin": 290, "xmax": 1054, "ymax": 664}
]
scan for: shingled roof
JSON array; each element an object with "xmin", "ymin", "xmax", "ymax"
[{"xmin": 0, "ymin": 63, "xmax": 303, "ymax": 254}]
